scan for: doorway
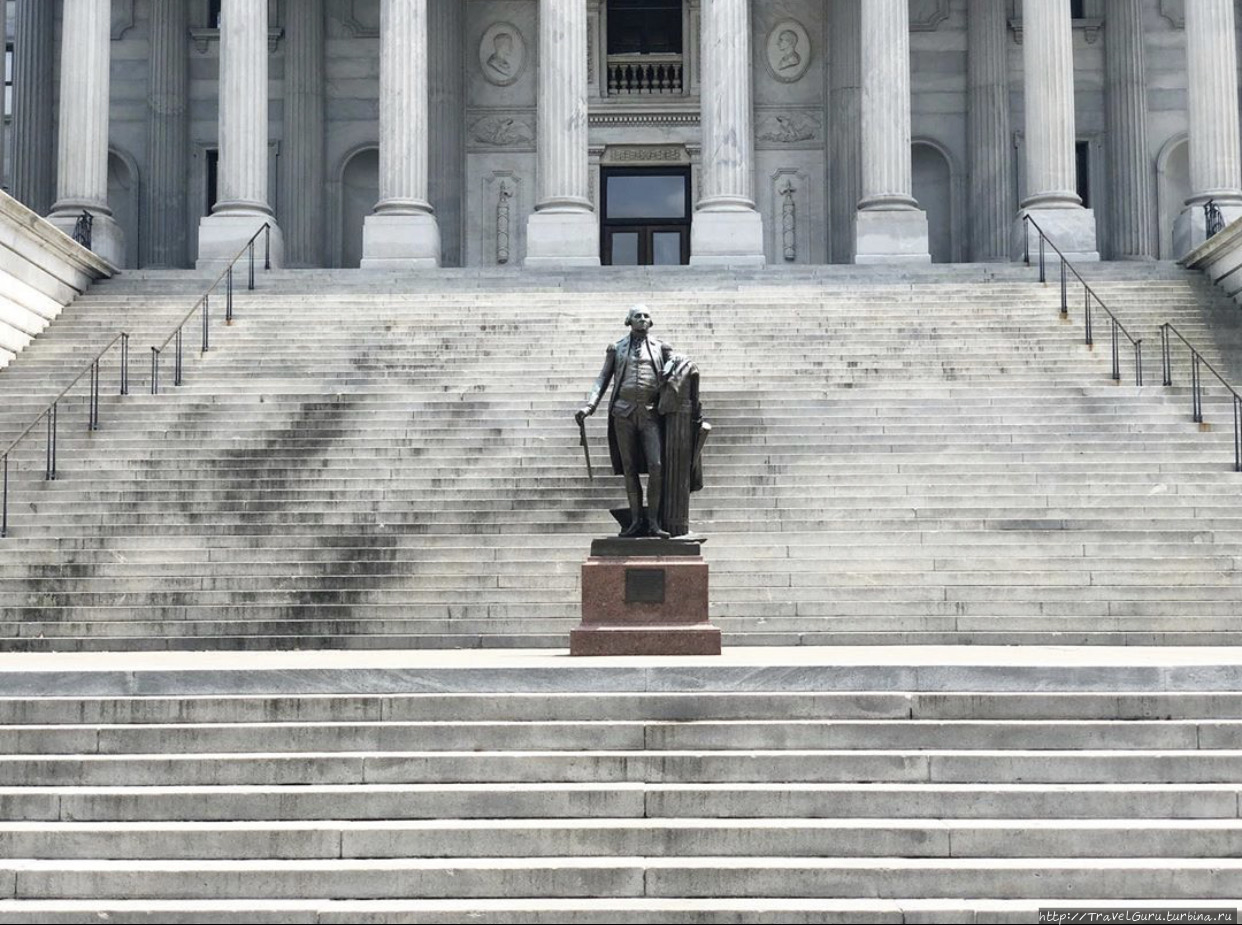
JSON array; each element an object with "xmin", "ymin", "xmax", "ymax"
[{"xmin": 601, "ymin": 167, "xmax": 691, "ymax": 265}]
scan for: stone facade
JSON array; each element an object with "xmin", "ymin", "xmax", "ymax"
[{"xmin": 2, "ymin": 0, "xmax": 1233, "ymax": 267}]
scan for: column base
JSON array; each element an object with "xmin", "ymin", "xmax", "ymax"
[
  {"xmin": 524, "ymin": 209, "xmax": 601, "ymax": 267},
  {"xmin": 360, "ymin": 211, "xmax": 441, "ymax": 269},
  {"xmin": 689, "ymin": 209, "xmax": 765, "ymax": 266},
  {"xmin": 196, "ymin": 212, "xmax": 284, "ymax": 271},
  {"xmin": 854, "ymin": 209, "xmax": 931, "ymax": 264},
  {"xmin": 47, "ymin": 210, "xmax": 124, "ymax": 268},
  {"xmin": 1012, "ymin": 207, "xmax": 1099, "ymax": 263},
  {"xmin": 1174, "ymin": 203, "xmax": 1242, "ymax": 259}
]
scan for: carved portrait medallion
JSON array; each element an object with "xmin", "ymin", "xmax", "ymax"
[
  {"xmin": 765, "ymin": 20, "xmax": 811, "ymax": 83},
  {"xmin": 479, "ymin": 23, "xmax": 527, "ymax": 87}
]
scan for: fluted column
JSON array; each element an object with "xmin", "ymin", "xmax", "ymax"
[
  {"xmin": 1013, "ymin": 0, "xmax": 1098, "ymax": 261},
  {"xmin": 280, "ymin": 0, "xmax": 325, "ymax": 267},
  {"xmin": 47, "ymin": 0, "xmax": 124, "ymax": 265},
  {"xmin": 525, "ymin": 0, "xmax": 599, "ymax": 266},
  {"xmin": 1104, "ymin": 0, "xmax": 1154, "ymax": 258},
  {"xmin": 829, "ymin": 1, "xmax": 861, "ymax": 264},
  {"xmin": 362, "ymin": 0, "xmax": 440, "ymax": 267},
  {"xmin": 0, "ymin": 7, "xmax": 7, "ymax": 194},
  {"xmin": 1174, "ymin": 0, "xmax": 1242, "ymax": 255},
  {"xmin": 197, "ymin": 0, "xmax": 285, "ymax": 268},
  {"xmin": 10, "ymin": 0, "xmax": 54, "ymax": 213},
  {"xmin": 144, "ymin": 0, "xmax": 189, "ymax": 268},
  {"xmin": 689, "ymin": 0, "xmax": 764, "ymax": 265},
  {"xmin": 429, "ymin": 0, "xmax": 465, "ymax": 267},
  {"xmin": 854, "ymin": 0, "xmax": 928, "ymax": 263},
  {"xmin": 967, "ymin": 0, "xmax": 1014, "ymax": 262}
]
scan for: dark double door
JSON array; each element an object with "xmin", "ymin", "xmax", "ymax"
[{"xmin": 600, "ymin": 167, "xmax": 691, "ymax": 266}]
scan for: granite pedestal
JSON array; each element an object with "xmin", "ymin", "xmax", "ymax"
[{"xmin": 571, "ymin": 538, "xmax": 721, "ymax": 656}]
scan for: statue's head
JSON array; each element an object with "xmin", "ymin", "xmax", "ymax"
[{"xmin": 625, "ymin": 304, "xmax": 654, "ymax": 330}]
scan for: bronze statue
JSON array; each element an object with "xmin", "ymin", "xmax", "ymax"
[{"xmin": 576, "ymin": 305, "xmax": 709, "ymax": 539}]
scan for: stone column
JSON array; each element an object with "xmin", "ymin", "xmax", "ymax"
[
  {"xmin": 10, "ymin": 0, "xmax": 54, "ymax": 213},
  {"xmin": 429, "ymin": 0, "xmax": 465, "ymax": 267},
  {"xmin": 967, "ymin": 0, "xmax": 1014, "ymax": 262},
  {"xmin": 1104, "ymin": 0, "xmax": 1153, "ymax": 258},
  {"xmin": 854, "ymin": 0, "xmax": 929, "ymax": 264},
  {"xmin": 525, "ymin": 0, "xmax": 599, "ymax": 267},
  {"xmin": 144, "ymin": 0, "xmax": 189, "ymax": 268},
  {"xmin": 689, "ymin": 0, "xmax": 764, "ymax": 265},
  {"xmin": 0, "ymin": 6, "xmax": 7, "ymax": 194},
  {"xmin": 46, "ymin": 0, "xmax": 124, "ymax": 265},
  {"xmin": 281, "ymin": 0, "xmax": 325, "ymax": 267},
  {"xmin": 1013, "ymin": 0, "xmax": 1098, "ymax": 261},
  {"xmin": 828, "ymin": 1, "xmax": 861, "ymax": 264},
  {"xmin": 197, "ymin": 0, "xmax": 285, "ymax": 269},
  {"xmin": 362, "ymin": 0, "xmax": 440, "ymax": 267},
  {"xmin": 1174, "ymin": 0, "xmax": 1242, "ymax": 255}
]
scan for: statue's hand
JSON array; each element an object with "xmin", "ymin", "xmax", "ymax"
[{"xmin": 575, "ymin": 407, "xmax": 591, "ymax": 424}]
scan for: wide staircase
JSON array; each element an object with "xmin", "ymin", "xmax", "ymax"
[
  {"xmin": 1, "ymin": 263, "xmax": 1242, "ymax": 649},
  {"xmin": 0, "ymin": 649, "xmax": 1237, "ymax": 922},
  {"xmin": 3, "ymin": 263, "xmax": 1242, "ymax": 920}
]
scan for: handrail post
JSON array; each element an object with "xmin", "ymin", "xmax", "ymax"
[
  {"xmin": 120, "ymin": 333, "xmax": 129, "ymax": 396},
  {"xmin": 1161, "ymin": 325, "xmax": 1172, "ymax": 386},
  {"xmin": 151, "ymin": 347, "xmax": 160, "ymax": 396},
  {"xmin": 264, "ymin": 224, "xmax": 271, "ymax": 271},
  {"xmin": 1235, "ymin": 396, "xmax": 1242, "ymax": 472},
  {"xmin": 1192, "ymin": 355, "xmax": 1203, "ymax": 423},
  {"xmin": 46, "ymin": 403, "xmax": 57, "ymax": 481},
  {"xmin": 175, "ymin": 329, "xmax": 183, "ymax": 387},
  {"xmin": 1, "ymin": 455, "xmax": 7, "ymax": 538},
  {"xmin": 1084, "ymin": 291, "xmax": 1093, "ymax": 347},
  {"xmin": 1110, "ymin": 320, "xmax": 1120, "ymax": 382},
  {"xmin": 1135, "ymin": 341, "xmax": 1143, "ymax": 388},
  {"xmin": 89, "ymin": 360, "xmax": 100, "ymax": 431},
  {"xmin": 1038, "ymin": 235, "xmax": 1046, "ymax": 284},
  {"xmin": 1059, "ymin": 260, "xmax": 1068, "ymax": 317},
  {"xmin": 202, "ymin": 296, "xmax": 210, "ymax": 354},
  {"xmin": 227, "ymin": 267, "xmax": 234, "ymax": 324},
  {"xmin": 1023, "ymin": 215, "xmax": 1030, "ymax": 266},
  {"xmin": 248, "ymin": 241, "xmax": 255, "ymax": 291}
]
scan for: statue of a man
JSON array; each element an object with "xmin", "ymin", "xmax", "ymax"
[{"xmin": 576, "ymin": 305, "xmax": 675, "ymax": 538}]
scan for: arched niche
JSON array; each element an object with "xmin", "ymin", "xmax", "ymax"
[
  {"xmin": 338, "ymin": 146, "xmax": 379, "ymax": 269},
  {"xmin": 107, "ymin": 149, "xmax": 139, "ymax": 270},
  {"xmin": 912, "ymin": 139, "xmax": 959, "ymax": 264},
  {"xmin": 1156, "ymin": 134, "xmax": 1190, "ymax": 260}
]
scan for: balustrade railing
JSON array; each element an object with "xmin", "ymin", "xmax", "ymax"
[
  {"xmin": 1160, "ymin": 323, "xmax": 1242, "ymax": 472},
  {"xmin": 607, "ymin": 53, "xmax": 683, "ymax": 95}
]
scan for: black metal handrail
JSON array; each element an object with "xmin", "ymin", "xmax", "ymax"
[
  {"xmin": 150, "ymin": 223, "xmax": 271, "ymax": 395},
  {"xmin": 1205, "ymin": 199, "xmax": 1225, "ymax": 240},
  {"xmin": 1160, "ymin": 323, "xmax": 1242, "ymax": 472},
  {"xmin": 1022, "ymin": 214, "xmax": 1144, "ymax": 386},
  {"xmin": 1, "ymin": 332, "xmax": 130, "ymax": 538}
]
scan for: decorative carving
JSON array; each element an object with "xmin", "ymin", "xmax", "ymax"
[
  {"xmin": 339, "ymin": 0, "xmax": 380, "ymax": 37},
  {"xmin": 496, "ymin": 180, "xmax": 513, "ymax": 265},
  {"xmin": 469, "ymin": 115, "xmax": 534, "ymax": 147},
  {"xmin": 765, "ymin": 20, "xmax": 811, "ymax": 83},
  {"xmin": 779, "ymin": 179, "xmax": 796, "ymax": 261},
  {"xmin": 589, "ymin": 111, "xmax": 699, "ymax": 128},
  {"xmin": 111, "ymin": 0, "xmax": 136, "ymax": 40},
  {"xmin": 479, "ymin": 23, "xmax": 526, "ymax": 87},
  {"xmin": 909, "ymin": 0, "xmax": 950, "ymax": 31},
  {"xmin": 757, "ymin": 113, "xmax": 819, "ymax": 145},
  {"xmin": 603, "ymin": 145, "xmax": 688, "ymax": 164},
  {"xmin": 1159, "ymin": 0, "xmax": 1185, "ymax": 28},
  {"xmin": 189, "ymin": 27, "xmax": 284, "ymax": 54}
]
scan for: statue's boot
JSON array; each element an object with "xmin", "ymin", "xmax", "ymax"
[
  {"xmin": 619, "ymin": 489, "xmax": 646, "ymax": 537},
  {"xmin": 646, "ymin": 474, "xmax": 670, "ymax": 539}
]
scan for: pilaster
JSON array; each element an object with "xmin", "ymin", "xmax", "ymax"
[
  {"xmin": 10, "ymin": 0, "xmax": 54, "ymax": 214},
  {"xmin": 828, "ymin": 0, "xmax": 860, "ymax": 264},
  {"xmin": 280, "ymin": 0, "xmax": 325, "ymax": 267},
  {"xmin": 689, "ymin": 0, "xmax": 763, "ymax": 266},
  {"xmin": 144, "ymin": 0, "xmax": 189, "ymax": 268},
  {"xmin": 967, "ymin": 0, "xmax": 1013, "ymax": 262},
  {"xmin": 429, "ymin": 0, "xmax": 464, "ymax": 268}
]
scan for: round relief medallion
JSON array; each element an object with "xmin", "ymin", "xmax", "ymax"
[
  {"xmin": 479, "ymin": 23, "xmax": 526, "ymax": 87},
  {"xmin": 765, "ymin": 20, "xmax": 811, "ymax": 83}
]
